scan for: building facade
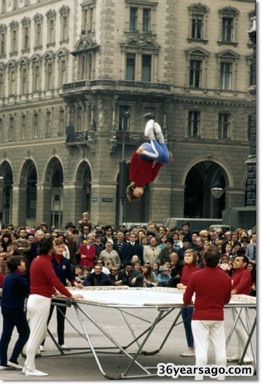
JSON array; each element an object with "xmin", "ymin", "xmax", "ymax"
[{"xmin": 0, "ymin": 0, "xmax": 256, "ymax": 229}]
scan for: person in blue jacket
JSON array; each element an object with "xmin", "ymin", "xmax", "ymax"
[{"xmin": 0, "ymin": 255, "xmax": 30, "ymax": 370}]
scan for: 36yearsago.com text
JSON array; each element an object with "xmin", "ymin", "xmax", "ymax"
[{"xmin": 157, "ymin": 363, "xmax": 254, "ymax": 378}]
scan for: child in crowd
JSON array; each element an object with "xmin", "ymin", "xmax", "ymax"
[{"xmin": 0, "ymin": 256, "xmax": 30, "ymax": 370}]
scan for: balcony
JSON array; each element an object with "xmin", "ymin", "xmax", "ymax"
[{"xmin": 65, "ymin": 130, "xmax": 89, "ymax": 145}]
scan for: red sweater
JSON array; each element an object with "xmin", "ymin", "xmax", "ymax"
[
  {"xmin": 181, "ymin": 264, "xmax": 199, "ymax": 285},
  {"xmin": 183, "ymin": 266, "xmax": 231, "ymax": 320},
  {"xmin": 129, "ymin": 152, "xmax": 163, "ymax": 187},
  {"xmin": 230, "ymin": 268, "xmax": 251, "ymax": 295},
  {"xmin": 29, "ymin": 255, "xmax": 72, "ymax": 298},
  {"xmin": 79, "ymin": 244, "xmax": 96, "ymax": 267}
]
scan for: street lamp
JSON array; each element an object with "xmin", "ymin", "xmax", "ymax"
[
  {"xmin": 211, "ymin": 181, "xmax": 224, "ymax": 199},
  {"xmin": 118, "ymin": 112, "xmax": 152, "ymax": 227}
]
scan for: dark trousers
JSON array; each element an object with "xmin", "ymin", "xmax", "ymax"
[
  {"xmin": 42, "ymin": 300, "xmax": 67, "ymax": 346},
  {"xmin": 181, "ymin": 307, "xmax": 194, "ymax": 348},
  {"xmin": 0, "ymin": 307, "xmax": 30, "ymax": 365}
]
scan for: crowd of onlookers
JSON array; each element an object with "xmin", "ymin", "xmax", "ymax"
[{"xmin": 0, "ymin": 212, "xmax": 256, "ymax": 295}]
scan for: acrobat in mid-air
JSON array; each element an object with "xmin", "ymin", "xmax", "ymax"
[{"xmin": 126, "ymin": 119, "xmax": 172, "ymax": 201}]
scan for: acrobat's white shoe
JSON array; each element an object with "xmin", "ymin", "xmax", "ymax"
[
  {"xmin": 144, "ymin": 119, "xmax": 155, "ymax": 138},
  {"xmin": 154, "ymin": 122, "xmax": 165, "ymax": 143}
]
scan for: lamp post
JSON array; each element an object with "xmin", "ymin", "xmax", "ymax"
[
  {"xmin": 211, "ymin": 181, "xmax": 224, "ymax": 218},
  {"xmin": 118, "ymin": 112, "xmax": 152, "ymax": 227}
]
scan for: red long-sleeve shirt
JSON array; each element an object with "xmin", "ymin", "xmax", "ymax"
[
  {"xmin": 230, "ymin": 268, "xmax": 251, "ymax": 295},
  {"xmin": 183, "ymin": 266, "xmax": 231, "ymax": 320},
  {"xmin": 29, "ymin": 255, "xmax": 72, "ymax": 298},
  {"xmin": 180, "ymin": 264, "xmax": 200, "ymax": 285},
  {"xmin": 79, "ymin": 244, "xmax": 96, "ymax": 267},
  {"xmin": 129, "ymin": 152, "xmax": 163, "ymax": 187}
]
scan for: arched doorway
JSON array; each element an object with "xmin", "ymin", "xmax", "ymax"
[
  {"xmin": 0, "ymin": 161, "xmax": 13, "ymax": 226},
  {"xmin": 184, "ymin": 161, "xmax": 227, "ymax": 219},
  {"xmin": 46, "ymin": 158, "xmax": 64, "ymax": 229},
  {"xmin": 20, "ymin": 159, "xmax": 37, "ymax": 226},
  {"xmin": 76, "ymin": 161, "xmax": 92, "ymax": 216}
]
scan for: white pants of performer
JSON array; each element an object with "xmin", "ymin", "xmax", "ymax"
[
  {"xmin": 232, "ymin": 307, "xmax": 253, "ymax": 362},
  {"xmin": 192, "ymin": 320, "xmax": 227, "ymax": 381},
  {"xmin": 25, "ymin": 294, "xmax": 51, "ymax": 371}
]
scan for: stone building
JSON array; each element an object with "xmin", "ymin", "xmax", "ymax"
[{"xmin": 0, "ymin": 0, "xmax": 256, "ymax": 229}]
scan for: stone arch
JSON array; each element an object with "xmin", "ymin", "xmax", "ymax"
[
  {"xmin": 75, "ymin": 160, "xmax": 92, "ymax": 219},
  {"xmin": 183, "ymin": 160, "xmax": 228, "ymax": 218},
  {"xmin": 0, "ymin": 160, "xmax": 13, "ymax": 225}
]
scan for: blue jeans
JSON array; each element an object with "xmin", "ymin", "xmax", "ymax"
[
  {"xmin": 181, "ymin": 307, "xmax": 194, "ymax": 348},
  {"xmin": 0, "ymin": 307, "xmax": 30, "ymax": 365}
]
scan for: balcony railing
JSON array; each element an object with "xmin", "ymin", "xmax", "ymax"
[{"xmin": 66, "ymin": 130, "xmax": 89, "ymax": 144}]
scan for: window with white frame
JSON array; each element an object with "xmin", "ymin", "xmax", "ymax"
[
  {"xmin": 220, "ymin": 62, "xmax": 232, "ymax": 90},
  {"xmin": 189, "ymin": 60, "xmax": 202, "ymax": 88},
  {"xmin": 218, "ymin": 113, "xmax": 230, "ymax": 139},
  {"xmin": 188, "ymin": 111, "xmax": 201, "ymax": 137},
  {"xmin": 186, "ymin": 47, "xmax": 209, "ymax": 88},
  {"xmin": 188, "ymin": 3, "xmax": 209, "ymax": 43},
  {"xmin": 218, "ymin": 7, "xmax": 239, "ymax": 46},
  {"xmin": 216, "ymin": 50, "xmax": 239, "ymax": 90}
]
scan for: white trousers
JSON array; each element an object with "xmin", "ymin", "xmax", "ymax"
[
  {"xmin": 192, "ymin": 320, "xmax": 227, "ymax": 381},
  {"xmin": 25, "ymin": 294, "xmax": 51, "ymax": 371}
]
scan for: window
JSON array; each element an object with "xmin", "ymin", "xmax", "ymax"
[
  {"xmin": 142, "ymin": 55, "xmax": 151, "ymax": 81},
  {"xmin": 21, "ymin": 17, "xmax": 30, "ymax": 52},
  {"xmin": 189, "ymin": 60, "xmax": 202, "ymax": 88},
  {"xmin": 142, "ymin": 9, "xmax": 151, "ymax": 33},
  {"xmin": 130, "ymin": 7, "xmax": 137, "ymax": 32},
  {"xmin": 191, "ymin": 15, "xmax": 203, "ymax": 39},
  {"xmin": 188, "ymin": 111, "xmax": 200, "ymax": 137},
  {"xmin": 59, "ymin": 109, "xmax": 65, "ymax": 135},
  {"xmin": 0, "ymin": 68, "xmax": 4, "ymax": 98},
  {"xmin": 21, "ymin": 114, "xmax": 26, "ymax": 140},
  {"xmin": 218, "ymin": 7, "xmax": 239, "ymax": 46},
  {"xmin": 46, "ymin": 10, "xmax": 56, "ymax": 46},
  {"xmin": 119, "ymin": 106, "xmax": 130, "ymax": 131},
  {"xmin": 32, "ymin": 56, "xmax": 41, "ymax": 92},
  {"xmin": 10, "ymin": 21, "xmax": 19, "ymax": 55},
  {"xmin": 8, "ymin": 63, "xmax": 17, "ymax": 96},
  {"xmin": 81, "ymin": 2, "xmax": 95, "ymax": 33},
  {"xmin": 1, "ymin": 0, "xmax": 6, "ymax": 14},
  {"xmin": 188, "ymin": 4, "xmax": 209, "ymax": 43},
  {"xmin": 46, "ymin": 59, "xmax": 53, "ymax": 90},
  {"xmin": 0, "ymin": 25, "xmax": 7, "ymax": 57},
  {"xmin": 8, "ymin": 116, "xmax": 14, "ymax": 141},
  {"xmin": 126, "ymin": 54, "xmax": 135, "ymax": 80},
  {"xmin": 218, "ymin": 113, "xmax": 230, "ymax": 139},
  {"xmin": 33, "ymin": 112, "xmax": 39, "ymax": 138},
  {"xmin": 127, "ymin": 2, "xmax": 156, "ymax": 34},
  {"xmin": 46, "ymin": 110, "xmax": 52, "ymax": 137},
  {"xmin": 222, "ymin": 17, "xmax": 233, "ymax": 42},
  {"xmin": 20, "ymin": 62, "xmax": 29, "ymax": 94},
  {"xmin": 59, "ymin": 6, "xmax": 70, "ymax": 43},
  {"xmin": 33, "ymin": 13, "xmax": 43, "ymax": 49},
  {"xmin": 220, "ymin": 62, "xmax": 232, "ymax": 90}
]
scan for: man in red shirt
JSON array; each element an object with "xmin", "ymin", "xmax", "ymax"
[
  {"xmin": 183, "ymin": 245, "xmax": 231, "ymax": 380},
  {"xmin": 23, "ymin": 238, "xmax": 83, "ymax": 377},
  {"xmin": 126, "ymin": 119, "xmax": 171, "ymax": 201},
  {"xmin": 227, "ymin": 255, "xmax": 253, "ymax": 364}
]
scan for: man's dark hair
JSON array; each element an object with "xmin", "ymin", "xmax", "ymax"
[
  {"xmin": 38, "ymin": 237, "xmax": 54, "ymax": 255},
  {"xmin": 203, "ymin": 245, "xmax": 221, "ymax": 268},
  {"xmin": 7, "ymin": 255, "xmax": 24, "ymax": 272},
  {"xmin": 233, "ymin": 254, "xmax": 249, "ymax": 266}
]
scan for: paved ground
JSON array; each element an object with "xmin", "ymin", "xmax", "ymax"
[{"xmin": 0, "ymin": 299, "xmax": 257, "ymax": 383}]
